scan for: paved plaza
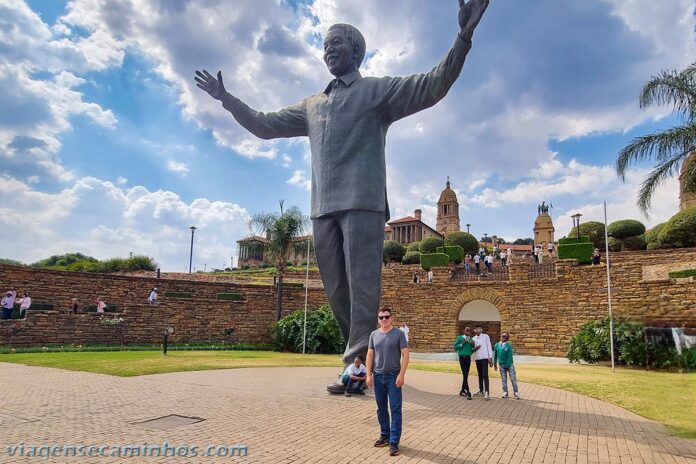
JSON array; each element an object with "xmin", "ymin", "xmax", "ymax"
[{"xmin": 1, "ymin": 363, "xmax": 694, "ymax": 463}]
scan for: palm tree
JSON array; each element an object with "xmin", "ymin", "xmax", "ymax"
[
  {"xmin": 616, "ymin": 62, "xmax": 696, "ymax": 213},
  {"xmin": 248, "ymin": 201, "xmax": 309, "ymax": 320}
]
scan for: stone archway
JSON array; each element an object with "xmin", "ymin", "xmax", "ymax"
[{"xmin": 453, "ymin": 288, "xmax": 508, "ymax": 343}]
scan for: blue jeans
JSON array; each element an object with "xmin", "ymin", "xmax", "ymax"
[
  {"xmin": 2, "ymin": 307, "xmax": 12, "ymax": 320},
  {"xmin": 341, "ymin": 373, "xmax": 365, "ymax": 392},
  {"xmin": 465, "ymin": 263, "xmax": 470, "ymax": 273},
  {"xmin": 373, "ymin": 372, "xmax": 403, "ymax": 445},
  {"xmin": 500, "ymin": 364, "xmax": 518, "ymax": 395}
]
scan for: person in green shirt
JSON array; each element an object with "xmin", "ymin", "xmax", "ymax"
[
  {"xmin": 453, "ymin": 326, "xmax": 475, "ymax": 399},
  {"xmin": 493, "ymin": 332, "xmax": 520, "ymax": 399}
]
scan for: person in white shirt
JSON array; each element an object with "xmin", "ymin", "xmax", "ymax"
[
  {"xmin": 547, "ymin": 241, "xmax": 554, "ymax": 257},
  {"xmin": 399, "ymin": 323, "xmax": 410, "ymax": 343},
  {"xmin": 342, "ymin": 355, "xmax": 367, "ymax": 396},
  {"xmin": 2, "ymin": 289, "xmax": 17, "ymax": 320},
  {"xmin": 537, "ymin": 245, "xmax": 543, "ymax": 264},
  {"xmin": 473, "ymin": 325, "xmax": 493, "ymax": 400},
  {"xmin": 506, "ymin": 248, "xmax": 513, "ymax": 265},
  {"xmin": 17, "ymin": 292, "xmax": 31, "ymax": 319},
  {"xmin": 96, "ymin": 298, "xmax": 107, "ymax": 313},
  {"xmin": 427, "ymin": 269, "xmax": 433, "ymax": 284},
  {"xmin": 473, "ymin": 254, "xmax": 481, "ymax": 274},
  {"xmin": 148, "ymin": 287, "xmax": 158, "ymax": 305},
  {"xmin": 500, "ymin": 250, "xmax": 507, "ymax": 267}
]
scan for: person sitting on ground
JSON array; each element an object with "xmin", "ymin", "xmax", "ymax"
[
  {"xmin": 96, "ymin": 297, "xmax": 107, "ymax": 314},
  {"xmin": 493, "ymin": 332, "xmax": 520, "ymax": 400},
  {"xmin": 592, "ymin": 248, "xmax": 601, "ymax": 265},
  {"xmin": 17, "ymin": 292, "xmax": 31, "ymax": 319},
  {"xmin": 342, "ymin": 355, "xmax": 367, "ymax": 397},
  {"xmin": 148, "ymin": 287, "xmax": 158, "ymax": 305},
  {"xmin": 1, "ymin": 289, "xmax": 17, "ymax": 320}
]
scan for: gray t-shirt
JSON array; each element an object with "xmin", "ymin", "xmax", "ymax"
[{"xmin": 368, "ymin": 328, "xmax": 408, "ymax": 374}]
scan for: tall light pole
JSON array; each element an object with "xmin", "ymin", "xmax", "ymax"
[
  {"xmin": 465, "ymin": 223, "xmax": 471, "ymax": 234},
  {"xmin": 189, "ymin": 226, "xmax": 197, "ymax": 273},
  {"xmin": 571, "ymin": 213, "xmax": 582, "ymax": 242}
]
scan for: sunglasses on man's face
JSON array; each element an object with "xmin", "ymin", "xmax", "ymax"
[{"xmin": 378, "ymin": 315, "xmax": 391, "ymax": 320}]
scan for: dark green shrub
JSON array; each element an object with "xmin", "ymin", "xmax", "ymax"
[
  {"xmin": 444, "ymin": 232, "xmax": 479, "ymax": 256},
  {"xmin": 0, "ymin": 258, "xmax": 24, "ymax": 266},
  {"xmin": 436, "ymin": 245, "xmax": 464, "ymax": 264},
  {"xmin": 383, "ymin": 240, "xmax": 407, "ymax": 263},
  {"xmin": 31, "ymin": 253, "xmax": 98, "ymax": 267},
  {"xmin": 217, "ymin": 293, "xmax": 243, "ymax": 301},
  {"xmin": 402, "ymin": 251, "xmax": 421, "ymax": 264},
  {"xmin": 558, "ymin": 236, "xmax": 591, "ymax": 245},
  {"xmin": 657, "ymin": 207, "xmax": 696, "ymax": 248},
  {"xmin": 647, "ymin": 241, "xmax": 665, "ymax": 250},
  {"xmin": 420, "ymin": 253, "xmax": 449, "ymax": 271},
  {"xmin": 622, "ymin": 235, "xmax": 647, "ymax": 251},
  {"xmin": 282, "ymin": 282, "xmax": 304, "ymax": 288},
  {"xmin": 164, "ymin": 291, "xmax": 192, "ymax": 299},
  {"xmin": 419, "ymin": 237, "xmax": 444, "ymax": 254},
  {"xmin": 567, "ymin": 319, "xmax": 610, "ymax": 363},
  {"xmin": 644, "ymin": 222, "xmax": 665, "ymax": 246},
  {"xmin": 275, "ymin": 304, "xmax": 345, "ymax": 354},
  {"xmin": 668, "ymin": 269, "xmax": 696, "ymax": 278},
  {"xmin": 406, "ymin": 241, "xmax": 421, "ymax": 252},
  {"xmin": 567, "ymin": 221, "xmax": 606, "ymax": 250},
  {"xmin": 607, "ymin": 237, "xmax": 622, "ymax": 252},
  {"xmin": 607, "ymin": 219, "xmax": 646, "ymax": 240},
  {"xmin": 557, "ymin": 238, "xmax": 593, "ymax": 264}
]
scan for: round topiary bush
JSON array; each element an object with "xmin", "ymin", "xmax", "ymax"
[
  {"xmin": 444, "ymin": 231, "xmax": 479, "ymax": 256},
  {"xmin": 402, "ymin": 251, "xmax": 421, "ymax": 264},
  {"xmin": 644, "ymin": 222, "xmax": 665, "ymax": 246},
  {"xmin": 607, "ymin": 219, "xmax": 646, "ymax": 240},
  {"xmin": 646, "ymin": 241, "xmax": 665, "ymax": 250},
  {"xmin": 406, "ymin": 241, "xmax": 421, "ymax": 252},
  {"xmin": 607, "ymin": 236, "xmax": 622, "ymax": 252},
  {"xmin": 568, "ymin": 221, "xmax": 606, "ymax": 250},
  {"xmin": 383, "ymin": 240, "xmax": 406, "ymax": 263},
  {"xmin": 657, "ymin": 207, "xmax": 696, "ymax": 249},
  {"xmin": 622, "ymin": 235, "xmax": 647, "ymax": 251},
  {"xmin": 419, "ymin": 237, "xmax": 444, "ymax": 254}
]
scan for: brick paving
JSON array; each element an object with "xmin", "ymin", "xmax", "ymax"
[{"xmin": 1, "ymin": 363, "xmax": 694, "ymax": 463}]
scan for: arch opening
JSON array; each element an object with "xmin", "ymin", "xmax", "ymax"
[{"xmin": 458, "ymin": 299, "xmax": 501, "ymax": 341}]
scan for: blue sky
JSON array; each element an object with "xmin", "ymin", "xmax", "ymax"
[{"xmin": 1, "ymin": 0, "xmax": 694, "ymax": 270}]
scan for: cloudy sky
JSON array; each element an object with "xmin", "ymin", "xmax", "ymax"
[{"xmin": 1, "ymin": 0, "xmax": 694, "ymax": 270}]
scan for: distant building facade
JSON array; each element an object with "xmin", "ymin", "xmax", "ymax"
[
  {"xmin": 237, "ymin": 235, "xmax": 315, "ymax": 268},
  {"xmin": 385, "ymin": 209, "xmax": 442, "ymax": 245}
]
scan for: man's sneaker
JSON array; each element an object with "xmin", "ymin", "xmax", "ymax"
[
  {"xmin": 501, "ymin": 393, "xmax": 508, "ymax": 399},
  {"xmin": 374, "ymin": 436, "xmax": 389, "ymax": 448},
  {"xmin": 514, "ymin": 393, "xmax": 520, "ymax": 400},
  {"xmin": 484, "ymin": 391, "xmax": 490, "ymax": 400},
  {"xmin": 344, "ymin": 390, "xmax": 352, "ymax": 397},
  {"xmin": 474, "ymin": 391, "xmax": 484, "ymax": 396},
  {"xmin": 354, "ymin": 389, "xmax": 366, "ymax": 395},
  {"xmin": 389, "ymin": 444, "xmax": 400, "ymax": 456}
]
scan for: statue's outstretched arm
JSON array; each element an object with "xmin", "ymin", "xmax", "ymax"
[{"xmin": 194, "ymin": 70, "xmax": 307, "ymax": 140}]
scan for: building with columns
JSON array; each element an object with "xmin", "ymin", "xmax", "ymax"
[
  {"xmin": 385, "ymin": 209, "xmax": 442, "ymax": 245},
  {"xmin": 436, "ymin": 177, "xmax": 460, "ymax": 236}
]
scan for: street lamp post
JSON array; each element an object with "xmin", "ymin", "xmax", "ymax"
[
  {"xmin": 189, "ymin": 226, "xmax": 197, "ymax": 273},
  {"xmin": 571, "ymin": 213, "xmax": 582, "ymax": 242},
  {"xmin": 465, "ymin": 223, "xmax": 471, "ymax": 234}
]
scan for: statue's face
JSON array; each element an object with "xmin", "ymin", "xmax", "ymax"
[{"xmin": 323, "ymin": 28, "xmax": 356, "ymax": 77}]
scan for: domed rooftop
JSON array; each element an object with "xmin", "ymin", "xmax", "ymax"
[{"xmin": 438, "ymin": 177, "xmax": 458, "ymax": 204}]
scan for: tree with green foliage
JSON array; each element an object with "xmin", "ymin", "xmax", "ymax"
[
  {"xmin": 513, "ymin": 238, "xmax": 534, "ymax": 245},
  {"xmin": 31, "ymin": 253, "xmax": 97, "ymax": 268},
  {"xmin": 444, "ymin": 231, "xmax": 479, "ymax": 256},
  {"xmin": 622, "ymin": 235, "xmax": 647, "ymax": 251},
  {"xmin": 248, "ymin": 201, "xmax": 309, "ymax": 320},
  {"xmin": 383, "ymin": 240, "xmax": 406, "ymax": 263},
  {"xmin": 615, "ymin": 62, "xmax": 696, "ymax": 213},
  {"xmin": 568, "ymin": 221, "xmax": 606, "ymax": 250},
  {"xmin": 644, "ymin": 222, "xmax": 666, "ymax": 247},
  {"xmin": 656, "ymin": 206, "xmax": 696, "ymax": 248},
  {"xmin": 0, "ymin": 258, "xmax": 24, "ymax": 266},
  {"xmin": 406, "ymin": 241, "xmax": 421, "ymax": 252},
  {"xmin": 402, "ymin": 251, "xmax": 421, "ymax": 265},
  {"xmin": 607, "ymin": 219, "xmax": 646, "ymax": 240},
  {"xmin": 419, "ymin": 236, "xmax": 443, "ymax": 254}
]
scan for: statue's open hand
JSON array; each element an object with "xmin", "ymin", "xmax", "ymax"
[
  {"xmin": 194, "ymin": 70, "xmax": 226, "ymax": 100},
  {"xmin": 458, "ymin": 0, "xmax": 489, "ymax": 42}
]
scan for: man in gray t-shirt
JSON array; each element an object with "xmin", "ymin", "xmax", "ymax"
[{"xmin": 366, "ymin": 308, "xmax": 409, "ymax": 457}]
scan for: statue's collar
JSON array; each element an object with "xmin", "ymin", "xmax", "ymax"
[{"xmin": 325, "ymin": 70, "xmax": 362, "ymax": 93}]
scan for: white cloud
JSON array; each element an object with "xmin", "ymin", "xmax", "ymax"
[
  {"xmin": 281, "ymin": 153, "xmax": 292, "ymax": 167},
  {"xmin": 0, "ymin": 175, "xmax": 250, "ymax": 271},
  {"xmin": 166, "ymin": 160, "xmax": 190, "ymax": 175},
  {"xmin": 232, "ymin": 139, "xmax": 279, "ymax": 160},
  {"xmin": 287, "ymin": 170, "xmax": 311, "ymax": 191}
]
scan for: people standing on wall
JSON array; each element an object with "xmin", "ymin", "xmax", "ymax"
[
  {"xmin": 464, "ymin": 254, "xmax": 471, "ymax": 274},
  {"xmin": 547, "ymin": 241, "xmax": 554, "ymax": 257},
  {"xmin": 70, "ymin": 298, "xmax": 79, "ymax": 314},
  {"xmin": 532, "ymin": 245, "xmax": 538, "ymax": 263},
  {"xmin": 399, "ymin": 323, "xmax": 410, "ymax": 343},
  {"xmin": 427, "ymin": 268, "xmax": 433, "ymax": 284},
  {"xmin": 148, "ymin": 287, "xmax": 159, "ymax": 304},
  {"xmin": 473, "ymin": 325, "xmax": 493, "ymax": 400},
  {"xmin": 366, "ymin": 307, "xmax": 409, "ymax": 457},
  {"xmin": 454, "ymin": 326, "xmax": 475, "ymax": 399},
  {"xmin": 500, "ymin": 250, "xmax": 507, "ymax": 267},
  {"xmin": 16, "ymin": 292, "xmax": 31, "ymax": 319},
  {"xmin": 592, "ymin": 248, "xmax": 601, "ymax": 265},
  {"xmin": 1, "ymin": 289, "xmax": 16, "ymax": 320},
  {"xmin": 412, "ymin": 270, "xmax": 419, "ymax": 283},
  {"xmin": 494, "ymin": 332, "xmax": 520, "ymax": 399},
  {"xmin": 96, "ymin": 297, "xmax": 107, "ymax": 314},
  {"xmin": 537, "ymin": 245, "xmax": 543, "ymax": 264},
  {"xmin": 473, "ymin": 254, "xmax": 481, "ymax": 274}
]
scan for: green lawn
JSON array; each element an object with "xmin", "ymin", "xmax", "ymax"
[{"xmin": 1, "ymin": 351, "xmax": 694, "ymax": 438}]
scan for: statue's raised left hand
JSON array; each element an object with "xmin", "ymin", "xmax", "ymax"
[{"xmin": 458, "ymin": 0, "xmax": 489, "ymax": 42}]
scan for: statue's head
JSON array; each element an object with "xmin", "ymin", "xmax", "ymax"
[{"xmin": 323, "ymin": 23, "xmax": 366, "ymax": 77}]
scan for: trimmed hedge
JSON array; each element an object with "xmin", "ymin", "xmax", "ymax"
[
  {"xmin": 444, "ymin": 232, "xmax": 479, "ymax": 256},
  {"xmin": 669, "ymin": 269, "xmax": 696, "ymax": 278},
  {"xmin": 217, "ymin": 292, "xmax": 243, "ymax": 301},
  {"xmin": 607, "ymin": 219, "xmax": 646, "ymax": 240},
  {"xmin": 607, "ymin": 236, "xmax": 622, "ymax": 252},
  {"xmin": 281, "ymin": 282, "xmax": 304, "ymax": 288},
  {"xmin": 419, "ymin": 237, "xmax": 444, "ymax": 254},
  {"xmin": 657, "ymin": 207, "xmax": 696, "ymax": 249},
  {"xmin": 406, "ymin": 241, "xmax": 421, "ymax": 252},
  {"xmin": 644, "ymin": 222, "xmax": 665, "ymax": 245},
  {"xmin": 383, "ymin": 240, "xmax": 407, "ymax": 263},
  {"xmin": 402, "ymin": 251, "xmax": 421, "ymax": 264},
  {"xmin": 622, "ymin": 234, "xmax": 647, "ymax": 251},
  {"xmin": 558, "ymin": 236, "xmax": 590, "ymax": 245},
  {"xmin": 164, "ymin": 291, "xmax": 192, "ymax": 299},
  {"xmin": 420, "ymin": 253, "xmax": 449, "ymax": 271},
  {"xmin": 567, "ymin": 221, "xmax": 606, "ymax": 250},
  {"xmin": 557, "ymin": 238, "xmax": 593, "ymax": 264},
  {"xmin": 436, "ymin": 245, "xmax": 464, "ymax": 264}
]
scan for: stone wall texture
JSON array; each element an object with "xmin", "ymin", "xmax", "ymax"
[{"xmin": 2, "ymin": 248, "xmax": 695, "ymax": 356}]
